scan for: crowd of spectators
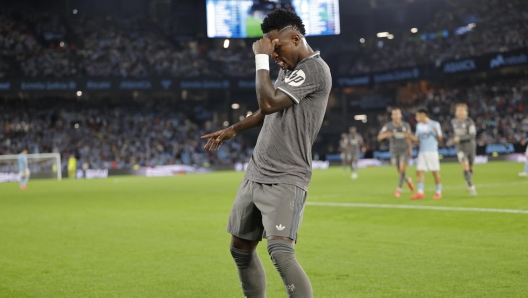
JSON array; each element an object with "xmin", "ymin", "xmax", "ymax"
[
  {"xmin": 350, "ymin": 0, "xmax": 528, "ymax": 74},
  {"xmin": 0, "ymin": 12, "xmax": 231, "ymax": 78},
  {"xmin": 0, "ymin": 99, "xmax": 254, "ymax": 171},
  {"xmin": 2, "ymin": 0, "xmax": 527, "ymax": 78}
]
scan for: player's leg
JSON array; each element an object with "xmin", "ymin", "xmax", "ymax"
[
  {"xmin": 22, "ymin": 170, "xmax": 30, "ymax": 187},
  {"xmin": 432, "ymin": 171, "xmax": 442, "ymax": 199},
  {"xmin": 227, "ymin": 180, "xmax": 267, "ymax": 298},
  {"xmin": 256, "ymin": 184, "xmax": 312, "ymax": 298},
  {"xmin": 394, "ymin": 154, "xmax": 410, "ymax": 198},
  {"xmin": 411, "ymin": 170, "xmax": 425, "ymax": 200},
  {"xmin": 430, "ymin": 152, "xmax": 442, "ymax": 199},
  {"xmin": 401, "ymin": 157, "xmax": 414, "ymax": 191},
  {"xmin": 522, "ymin": 160, "xmax": 528, "ymax": 177},
  {"xmin": 392, "ymin": 156, "xmax": 402, "ymax": 197},
  {"xmin": 341, "ymin": 153, "xmax": 347, "ymax": 172},
  {"xmin": 520, "ymin": 147, "xmax": 528, "ymax": 177},
  {"xmin": 19, "ymin": 171, "xmax": 28, "ymax": 190},
  {"xmin": 351, "ymin": 153, "xmax": 359, "ymax": 180},
  {"xmin": 411, "ymin": 153, "xmax": 426, "ymax": 199},
  {"xmin": 522, "ymin": 156, "xmax": 528, "ymax": 177},
  {"xmin": 461, "ymin": 150, "xmax": 477, "ymax": 196},
  {"xmin": 396, "ymin": 152, "xmax": 414, "ymax": 192}
]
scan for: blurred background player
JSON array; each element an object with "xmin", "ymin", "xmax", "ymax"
[
  {"xmin": 452, "ymin": 104, "xmax": 477, "ymax": 196},
  {"xmin": 339, "ymin": 133, "xmax": 351, "ymax": 173},
  {"xmin": 378, "ymin": 108, "xmax": 415, "ymax": 198},
  {"xmin": 18, "ymin": 149, "xmax": 30, "ymax": 190},
  {"xmin": 406, "ymin": 108, "xmax": 443, "ymax": 200},
  {"xmin": 68, "ymin": 154, "xmax": 77, "ymax": 179},
  {"xmin": 519, "ymin": 137, "xmax": 528, "ymax": 177},
  {"xmin": 348, "ymin": 127, "xmax": 364, "ymax": 180}
]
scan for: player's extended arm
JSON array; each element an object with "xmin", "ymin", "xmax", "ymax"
[
  {"xmin": 433, "ymin": 127, "xmax": 443, "ymax": 143},
  {"xmin": 254, "ymin": 38, "xmax": 294, "ymax": 115},
  {"xmin": 405, "ymin": 131, "xmax": 419, "ymax": 142},
  {"xmin": 407, "ymin": 138, "xmax": 414, "ymax": 157},
  {"xmin": 201, "ymin": 110, "xmax": 265, "ymax": 151},
  {"xmin": 377, "ymin": 132, "xmax": 392, "ymax": 141}
]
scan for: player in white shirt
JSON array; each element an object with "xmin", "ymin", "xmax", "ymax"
[
  {"xmin": 18, "ymin": 149, "xmax": 30, "ymax": 190},
  {"xmin": 519, "ymin": 137, "xmax": 528, "ymax": 177},
  {"xmin": 406, "ymin": 108, "xmax": 443, "ymax": 200}
]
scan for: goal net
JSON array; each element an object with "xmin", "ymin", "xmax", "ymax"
[{"xmin": 0, "ymin": 153, "xmax": 62, "ymax": 183}]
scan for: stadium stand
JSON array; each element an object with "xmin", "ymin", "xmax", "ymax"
[{"xmin": 349, "ymin": 0, "xmax": 528, "ymax": 74}]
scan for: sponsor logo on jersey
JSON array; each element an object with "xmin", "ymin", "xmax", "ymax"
[{"xmin": 285, "ymin": 70, "xmax": 306, "ymax": 86}]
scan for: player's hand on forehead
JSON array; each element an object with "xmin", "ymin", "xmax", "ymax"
[{"xmin": 252, "ymin": 37, "xmax": 279, "ymax": 56}]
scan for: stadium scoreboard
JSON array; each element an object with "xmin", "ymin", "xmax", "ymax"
[{"xmin": 207, "ymin": 0, "xmax": 340, "ymax": 38}]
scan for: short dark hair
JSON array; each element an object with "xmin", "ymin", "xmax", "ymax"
[
  {"xmin": 417, "ymin": 107, "xmax": 429, "ymax": 115},
  {"xmin": 261, "ymin": 8, "xmax": 306, "ymax": 36}
]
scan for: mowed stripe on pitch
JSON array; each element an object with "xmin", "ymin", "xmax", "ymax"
[{"xmin": 306, "ymin": 202, "xmax": 528, "ymax": 214}]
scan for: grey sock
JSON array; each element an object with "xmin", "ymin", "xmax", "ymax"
[
  {"xmin": 230, "ymin": 246, "xmax": 266, "ymax": 298},
  {"xmin": 267, "ymin": 240, "xmax": 312, "ymax": 298},
  {"xmin": 398, "ymin": 173, "xmax": 407, "ymax": 188},
  {"xmin": 464, "ymin": 170, "xmax": 473, "ymax": 187}
]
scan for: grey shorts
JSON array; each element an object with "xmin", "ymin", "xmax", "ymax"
[
  {"xmin": 391, "ymin": 151, "xmax": 408, "ymax": 166},
  {"xmin": 349, "ymin": 150, "xmax": 360, "ymax": 161},
  {"xmin": 227, "ymin": 179, "xmax": 307, "ymax": 242},
  {"xmin": 456, "ymin": 143, "xmax": 476, "ymax": 164}
]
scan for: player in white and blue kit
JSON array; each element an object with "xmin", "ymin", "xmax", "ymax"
[
  {"xmin": 406, "ymin": 108, "xmax": 443, "ymax": 200},
  {"xmin": 18, "ymin": 149, "xmax": 30, "ymax": 190},
  {"xmin": 519, "ymin": 137, "xmax": 528, "ymax": 177}
]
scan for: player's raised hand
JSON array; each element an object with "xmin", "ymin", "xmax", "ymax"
[
  {"xmin": 201, "ymin": 128, "xmax": 237, "ymax": 151},
  {"xmin": 253, "ymin": 38, "xmax": 279, "ymax": 56},
  {"xmin": 454, "ymin": 136, "xmax": 460, "ymax": 143}
]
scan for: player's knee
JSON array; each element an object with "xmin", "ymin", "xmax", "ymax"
[
  {"xmin": 267, "ymin": 239, "xmax": 296, "ymax": 271},
  {"xmin": 230, "ymin": 246, "xmax": 254, "ymax": 269}
]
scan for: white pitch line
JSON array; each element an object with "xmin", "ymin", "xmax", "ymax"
[{"xmin": 306, "ymin": 202, "xmax": 528, "ymax": 214}]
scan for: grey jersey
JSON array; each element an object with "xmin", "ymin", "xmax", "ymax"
[
  {"xmin": 347, "ymin": 134, "xmax": 363, "ymax": 152},
  {"xmin": 380, "ymin": 121, "xmax": 412, "ymax": 153},
  {"xmin": 245, "ymin": 52, "xmax": 332, "ymax": 191},
  {"xmin": 452, "ymin": 117, "xmax": 476, "ymax": 144}
]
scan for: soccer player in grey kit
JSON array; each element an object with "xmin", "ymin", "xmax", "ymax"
[
  {"xmin": 339, "ymin": 133, "xmax": 351, "ymax": 172},
  {"xmin": 201, "ymin": 9, "xmax": 331, "ymax": 298},
  {"xmin": 452, "ymin": 103, "xmax": 477, "ymax": 196},
  {"xmin": 348, "ymin": 127, "xmax": 364, "ymax": 179},
  {"xmin": 378, "ymin": 108, "xmax": 415, "ymax": 198}
]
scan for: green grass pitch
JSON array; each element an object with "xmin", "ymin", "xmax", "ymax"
[{"xmin": 1, "ymin": 161, "xmax": 528, "ymax": 297}]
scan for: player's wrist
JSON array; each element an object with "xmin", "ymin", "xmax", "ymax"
[{"xmin": 255, "ymin": 54, "xmax": 269, "ymax": 72}]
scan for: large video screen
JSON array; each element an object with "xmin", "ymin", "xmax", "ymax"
[{"xmin": 206, "ymin": 0, "xmax": 340, "ymax": 38}]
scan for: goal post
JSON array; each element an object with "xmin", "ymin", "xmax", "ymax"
[{"xmin": 0, "ymin": 153, "xmax": 62, "ymax": 182}]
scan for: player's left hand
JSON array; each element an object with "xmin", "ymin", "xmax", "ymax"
[
  {"xmin": 454, "ymin": 136, "xmax": 460, "ymax": 143},
  {"xmin": 253, "ymin": 38, "xmax": 279, "ymax": 56},
  {"xmin": 201, "ymin": 127, "xmax": 237, "ymax": 151}
]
